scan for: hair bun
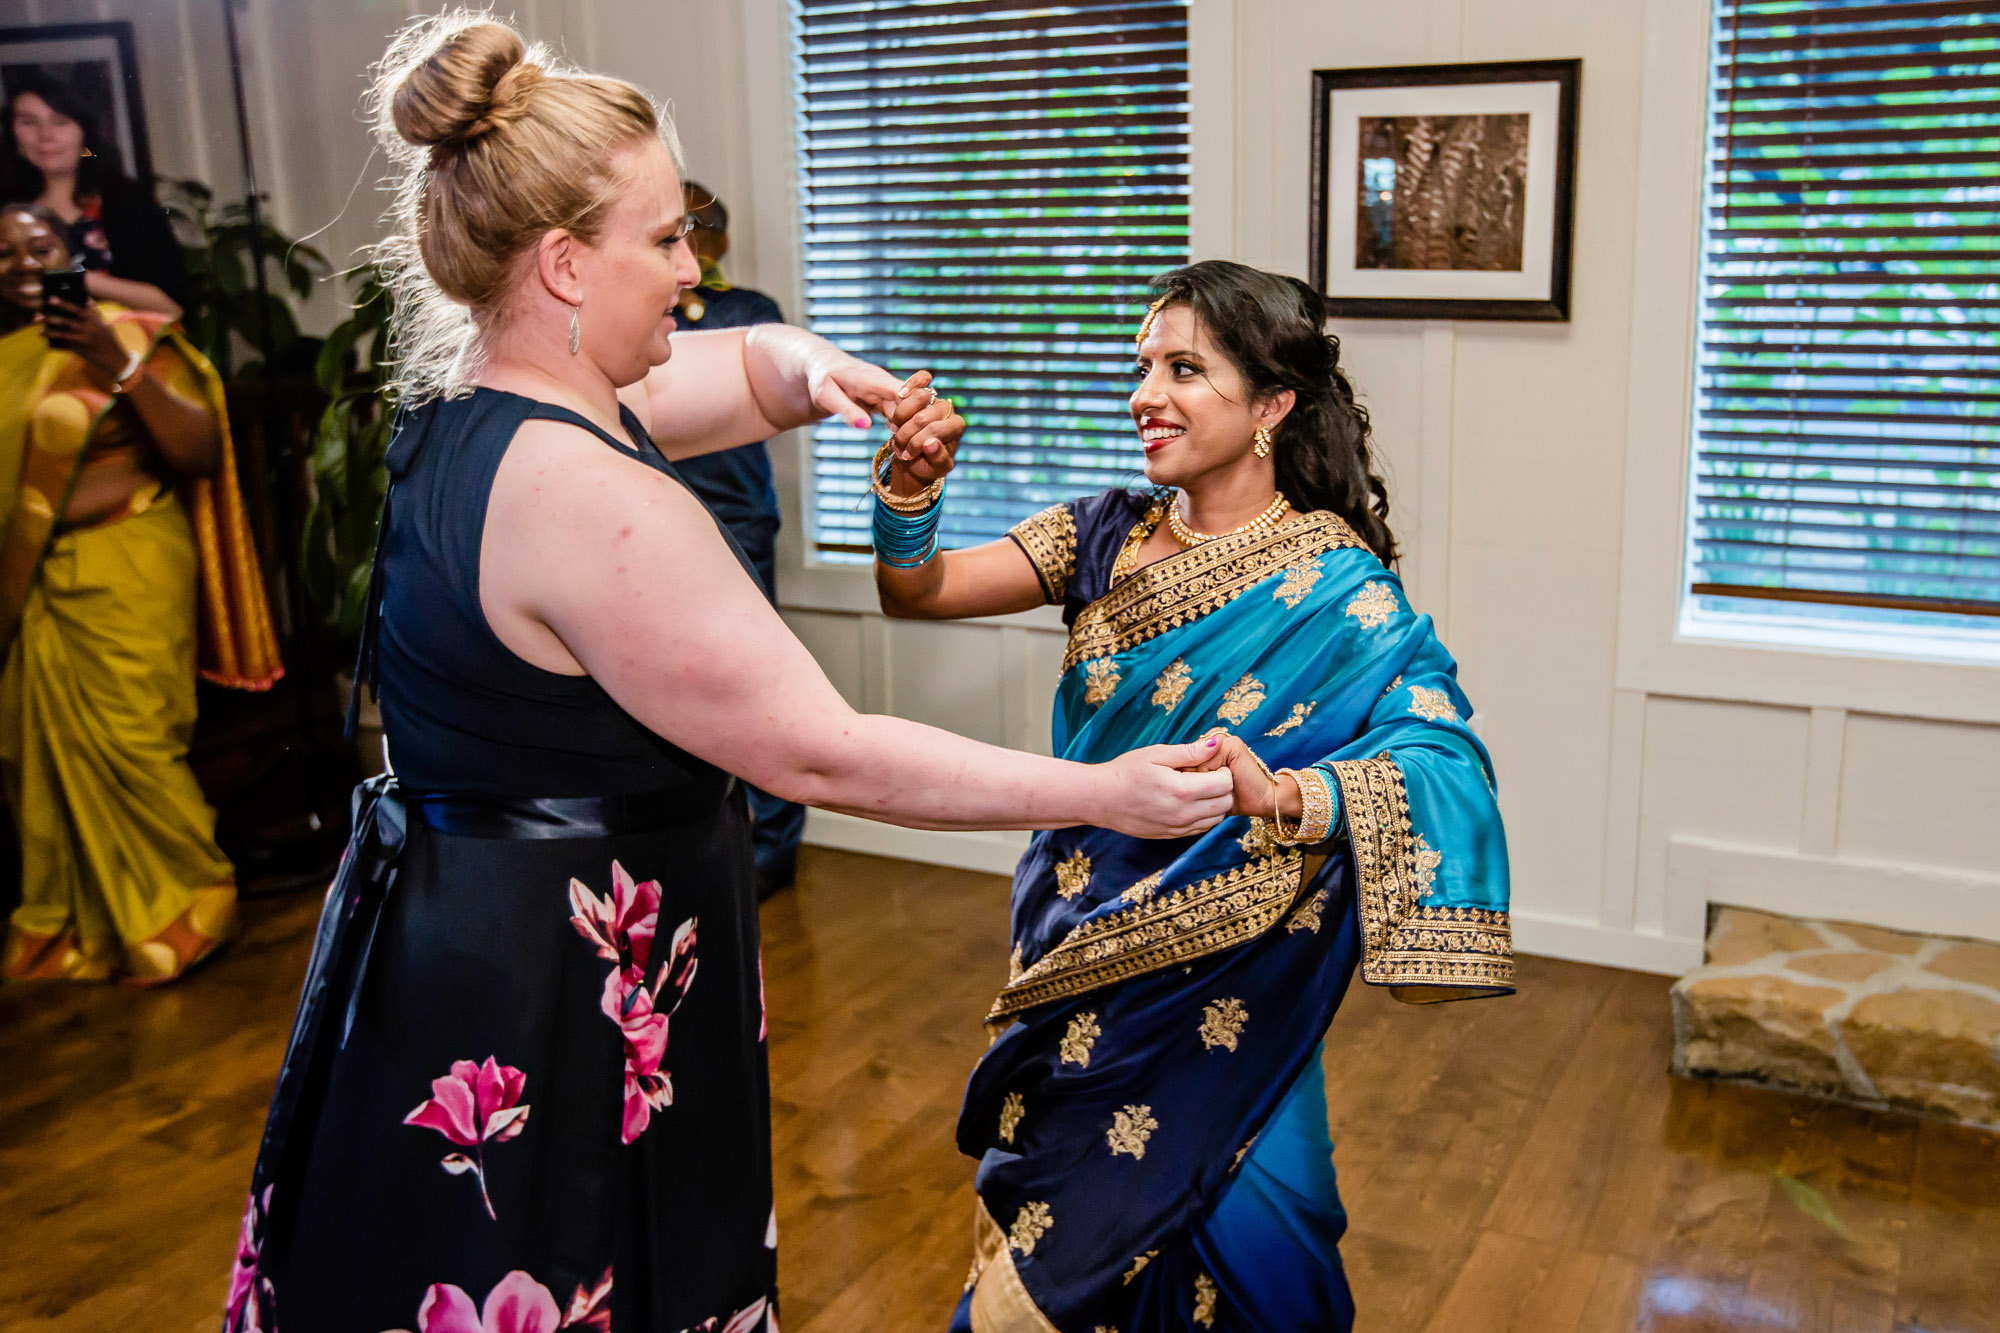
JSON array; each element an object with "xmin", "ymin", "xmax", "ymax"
[{"xmin": 390, "ymin": 20, "xmax": 540, "ymax": 151}]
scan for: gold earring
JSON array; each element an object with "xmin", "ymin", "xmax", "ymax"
[
  {"xmin": 569, "ymin": 307, "xmax": 582, "ymax": 356},
  {"xmin": 1252, "ymin": 424, "xmax": 1273, "ymax": 458}
]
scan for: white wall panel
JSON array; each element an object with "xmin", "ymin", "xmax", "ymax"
[
  {"xmin": 780, "ymin": 608, "xmax": 864, "ymax": 712},
  {"xmin": 884, "ymin": 620, "xmax": 1005, "ymax": 748},
  {"xmin": 1838, "ymin": 714, "xmax": 2000, "ymax": 876},
  {"xmin": 1635, "ymin": 697, "xmax": 1810, "ymax": 934}
]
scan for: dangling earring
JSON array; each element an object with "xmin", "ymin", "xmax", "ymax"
[
  {"xmin": 1252, "ymin": 424, "xmax": 1274, "ymax": 459},
  {"xmin": 568, "ymin": 306, "xmax": 582, "ymax": 356}
]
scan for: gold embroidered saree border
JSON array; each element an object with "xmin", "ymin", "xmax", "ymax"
[
  {"xmin": 1063, "ymin": 510, "xmax": 1368, "ymax": 672},
  {"xmin": 968, "ymin": 1203, "xmax": 1062, "ymax": 1333},
  {"xmin": 1330, "ymin": 755, "xmax": 1514, "ymax": 999},
  {"xmin": 988, "ymin": 852, "xmax": 1305, "ymax": 1023},
  {"xmin": 1007, "ymin": 503, "xmax": 1078, "ymax": 605}
]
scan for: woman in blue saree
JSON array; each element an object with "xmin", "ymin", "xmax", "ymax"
[{"xmin": 875, "ymin": 261, "xmax": 1513, "ymax": 1332}]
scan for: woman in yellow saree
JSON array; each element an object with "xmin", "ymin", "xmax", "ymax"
[{"xmin": 0, "ymin": 202, "xmax": 280, "ymax": 984}]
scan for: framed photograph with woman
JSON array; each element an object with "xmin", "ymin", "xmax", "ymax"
[
  {"xmin": 0, "ymin": 21, "xmax": 152, "ymax": 187},
  {"xmin": 1309, "ymin": 58, "xmax": 1581, "ymax": 321}
]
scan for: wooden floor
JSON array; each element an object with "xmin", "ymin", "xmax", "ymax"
[{"xmin": 3, "ymin": 847, "xmax": 1997, "ymax": 1333}]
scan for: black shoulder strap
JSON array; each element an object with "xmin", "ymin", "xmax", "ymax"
[{"xmin": 525, "ymin": 402, "xmax": 646, "ymax": 457}]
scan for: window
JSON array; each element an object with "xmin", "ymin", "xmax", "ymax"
[
  {"xmin": 1687, "ymin": 0, "xmax": 2000, "ymax": 649},
  {"xmin": 790, "ymin": 0, "xmax": 1191, "ymax": 560}
]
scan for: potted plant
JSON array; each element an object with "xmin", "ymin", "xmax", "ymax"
[
  {"xmin": 159, "ymin": 177, "xmax": 329, "ymax": 378},
  {"xmin": 303, "ymin": 265, "xmax": 396, "ymax": 773}
]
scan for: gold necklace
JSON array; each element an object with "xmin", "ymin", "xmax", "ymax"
[{"xmin": 1166, "ymin": 491, "xmax": 1290, "ymax": 548}]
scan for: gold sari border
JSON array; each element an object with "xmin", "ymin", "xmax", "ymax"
[
  {"xmin": 988, "ymin": 851, "xmax": 1305, "ymax": 1023},
  {"xmin": 1330, "ymin": 755, "xmax": 1514, "ymax": 1000},
  {"xmin": 1063, "ymin": 510, "xmax": 1369, "ymax": 672},
  {"xmin": 1007, "ymin": 503, "xmax": 1077, "ymax": 606},
  {"xmin": 968, "ymin": 1203, "xmax": 1062, "ymax": 1333}
]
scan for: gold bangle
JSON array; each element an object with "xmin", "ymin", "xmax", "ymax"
[
  {"xmin": 871, "ymin": 441, "xmax": 943, "ymax": 513},
  {"xmin": 1291, "ymin": 767, "xmax": 1337, "ymax": 843},
  {"xmin": 1272, "ymin": 764, "xmax": 1304, "ymax": 836}
]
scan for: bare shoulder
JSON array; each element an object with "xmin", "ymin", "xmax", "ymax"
[{"xmin": 487, "ymin": 417, "xmax": 703, "ymax": 537}]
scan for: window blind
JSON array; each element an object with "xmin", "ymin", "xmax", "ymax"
[
  {"xmin": 790, "ymin": 0, "xmax": 1190, "ymax": 559},
  {"xmin": 1691, "ymin": 0, "xmax": 2000, "ymax": 618}
]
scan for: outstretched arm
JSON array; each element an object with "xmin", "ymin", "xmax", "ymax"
[
  {"xmin": 625, "ymin": 324, "xmax": 908, "ymax": 461},
  {"xmin": 482, "ymin": 426, "xmax": 1233, "ymax": 838}
]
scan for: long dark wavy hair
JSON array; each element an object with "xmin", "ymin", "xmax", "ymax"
[
  {"xmin": 0, "ymin": 73, "xmax": 135, "ymax": 206},
  {"xmin": 1145, "ymin": 260, "xmax": 1397, "ymax": 565}
]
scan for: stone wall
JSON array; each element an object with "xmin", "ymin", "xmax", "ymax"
[{"xmin": 1671, "ymin": 907, "xmax": 2000, "ymax": 1129}]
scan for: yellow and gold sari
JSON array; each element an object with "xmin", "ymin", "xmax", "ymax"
[{"xmin": 0, "ymin": 306, "xmax": 280, "ymax": 983}]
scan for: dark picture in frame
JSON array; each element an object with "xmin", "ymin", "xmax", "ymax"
[
  {"xmin": 1310, "ymin": 59, "xmax": 1580, "ymax": 321},
  {"xmin": 0, "ymin": 21, "xmax": 154, "ymax": 187}
]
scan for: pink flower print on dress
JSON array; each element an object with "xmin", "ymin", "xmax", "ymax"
[
  {"xmin": 386, "ymin": 1270, "xmax": 569, "ymax": 1333},
  {"xmin": 223, "ymin": 1185, "xmax": 276, "ymax": 1332},
  {"xmin": 562, "ymin": 1269, "xmax": 614, "ymax": 1332},
  {"xmin": 573, "ymin": 860, "xmax": 698, "ymax": 1144},
  {"xmin": 569, "ymin": 860, "xmax": 662, "ymax": 973},
  {"xmin": 600, "ymin": 916, "xmax": 699, "ymax": 1143},
  {"xmin": 683, "ymin": 1297, "xmax": 771, "ymax": 1333},
  {"xmin": 403, "ymin": 1057, "xmax": 532, "ymax": 1219}
]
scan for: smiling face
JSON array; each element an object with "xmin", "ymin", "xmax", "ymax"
[
  {"xmin": 571, "ymin": 137, "xmax": 701, "ymax": 386},
  {"xmin": 0, "ymin": 207, "xmax": 71, "ymax": 320},
  {"xmin": 1130, "ymin": 303, "xmax": 1288, "ymax": 493},
  {"xmin": 9, "ymin": 92, "xmax": 86, "ymax": 180}
]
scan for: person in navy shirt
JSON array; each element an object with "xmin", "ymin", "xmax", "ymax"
[{"xmin": 672, "ymin": 182, "xmax": 803, "ymax": 897}]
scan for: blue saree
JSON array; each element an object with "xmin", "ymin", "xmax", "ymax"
[{"xmin": 951, "ymin": 489, "xmax": 1512, "ymax": 1333}]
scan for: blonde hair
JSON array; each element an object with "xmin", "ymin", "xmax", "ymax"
[{"xmin": 366, "ymin": 10, "xmax": 685, "ymax": 401}]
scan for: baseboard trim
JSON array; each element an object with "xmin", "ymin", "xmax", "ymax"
[{"xmin": 804, "ymin": 814, "xmax": 1701, "ymax": 976}]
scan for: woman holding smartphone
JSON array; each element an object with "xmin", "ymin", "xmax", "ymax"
[{"xmin": 0, "ymin": 201, "xmax": 279, "ymax": 984}]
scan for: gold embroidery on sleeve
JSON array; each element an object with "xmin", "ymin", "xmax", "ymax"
[
  {"xmin": 1382, "ymin": 674, "xmax": 1403, "ymax": 700},
  {"xmin": 1264, "ymin": 701, "xmax": 1314, "ymax": 736},
  {"xmin": 1009, "ymin": 1201, "xmax": 1053, "ymax": 1255},
  {"xmin": 1122, "ymin": 871, "xmax": 1164, "ymax": 904},
  {"xmin": 1216, "ymin": 674, "xmax": 1265, "ymax": 726},
  {"xmin": 1199, "ymin": 997, "xmax": 1248, "ymax": 1051},
  {"xmin": 1344, "ymin": 580, "xmax": 1400, "ymax": 629},
  {"xmin": 1123, "ymin": 1251, "xmax": 1159, "ymax": 1284},
  {"xmin": 1413, "ymin": 835, "xmax": 1443, "ymax": 898},
  {"xmin": 1084, "ymin": 658, "xmax": 1121, "ymax": 707},
  {"xmin": 1329, "ymin": 755, "xmax": 1512, "ymax": 998},
  {"xmin": 1009, "ymin": 943, "xmax": 1025, "ymax": 982},
  {"xmin": 1232, "ymin": 1137, "xmax": 1256, "ymax": 1170},
  {"xmin": 1107, "ymin": 1104, "xmax": 1159, "ymax": 1160},
  {"xmin": 1055, "ymin": 851, "xmax": 1093, "ymax": 900},
  {"xmin": 1060, "ymin": 1011, "xmax": 1101, "ymax": 1067},
  {"xmin": 1193, "ymin": 1273, "xmax": 1218, "ymax": 1327},
  {"xmin": 1271, "ymin": 558, "xmax": 1324, "ymax": 608},
  {"xmin": 998, "ymin": 1091, "xmax": 1025, "ymax": 1144},
  {"xmin": 1407, "ymin": 685, "xmax": 1459, "ymax": 722},
  {"xmin": 1151, "ymin": 659, "xmax": 1193, "ymax": 711},
  {"xmin": 1008, "ymin": 503, "xmax": 1077, "ymax": 604}
]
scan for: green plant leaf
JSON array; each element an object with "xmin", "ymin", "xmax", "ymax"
[
  {"xmin": 316, "ymin": 320, "xmax": 363, "ymax": 398},
  {"xmin": 1776, "ymin": 1174, "xmax": 1854, "ymax": 1241}
]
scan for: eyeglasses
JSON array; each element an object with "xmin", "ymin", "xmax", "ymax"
[{"xmin": 663, "ymin": 214, "xmax": 699, "ymax": 244}]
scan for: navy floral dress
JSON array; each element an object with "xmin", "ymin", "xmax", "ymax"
[{"xmin": 224, "ymin": 390, "xmax": 776, "ymax": 1333}]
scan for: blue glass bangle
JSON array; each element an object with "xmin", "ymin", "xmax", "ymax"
[{"xmin": 872, "ymin": 492, "xmax": 942, "ymax": 567}]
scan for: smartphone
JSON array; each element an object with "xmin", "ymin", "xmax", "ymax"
[{"xmin": 40, "ymin": 267, "xmax": 87, "ymax": 315}]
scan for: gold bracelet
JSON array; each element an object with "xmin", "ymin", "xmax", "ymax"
[
  {"xmin": 871, "ymin": 442, "xmax": 943, "ymax": 513},
  {"xmin": 1278, "ymin": 767, "xmax": 1336, "ymax": 844},
  {"xmin": 1270, "ymin": 769, "xmax": 1303, "ymax": 843}
]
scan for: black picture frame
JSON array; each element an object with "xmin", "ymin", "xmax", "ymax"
[
  {"xmin": 0, "ymin": 20, "xmax": 154, "ymax": 187},
  {"xmin": 1309, "ymin": 58, "xmax": 1581, "ymax": 322}
]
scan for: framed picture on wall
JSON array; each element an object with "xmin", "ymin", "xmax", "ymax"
[
  {"xmin": 1310, "ymin": 59, "xmax": 1580, "ymax": 321},
  {"xmin": 0, "ymin": 21, "xmax": 153, "ymax": 187}
]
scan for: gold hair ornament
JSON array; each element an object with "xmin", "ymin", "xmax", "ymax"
[{"xmin": 1135, "ymin": 293, "xmax": 1173, "ymax": 346}]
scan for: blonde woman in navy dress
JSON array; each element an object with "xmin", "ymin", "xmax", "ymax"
[{"xmin": 222, "ymin": 15, "xmax": 1237, "ymax": 1333}]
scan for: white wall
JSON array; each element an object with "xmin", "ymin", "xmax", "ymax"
[{"xmin": 75, "ymin": 0, "xmax": 2000, "ymax": 971}]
